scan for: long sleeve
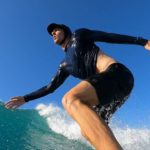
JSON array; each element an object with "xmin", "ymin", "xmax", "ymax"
[
  {"xmin": 77, "ymin": 28, "xmax": 148, "ymax": 46},
  {"xmin": 23, "ymin": 67, "xmax": 69, "ymax": 102}
]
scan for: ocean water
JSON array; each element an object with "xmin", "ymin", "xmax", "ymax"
[{"xmin": 0, "ymin": 102, "xmax": 150, "ymax": 150}]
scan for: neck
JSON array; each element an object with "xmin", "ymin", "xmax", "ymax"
[{"xmin": 61, "ymin": 36, "xmax": 70, "ymax": 50}]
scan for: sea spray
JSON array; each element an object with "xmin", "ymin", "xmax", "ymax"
[
  {"xmin": 36, "ymin": 103, "xmax": 85, "ymax": 141},
  {"xmin": 36, "ymin": 103, "xmax": 150, "ymax": 150},
  {"xmin": 112, "ymin": 126, "xmax": 150, "ymax": 150}
]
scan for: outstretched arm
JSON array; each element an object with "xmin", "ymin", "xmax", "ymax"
[
  {"xmin": 23, "ymin": 67, "xmax": 69, "ymax": 102},
  {"xmin": 5, "ymin": 67, "xmax": 69, "ymax": 109},
  {"xmin": 76, "ymin": 28, "xmax": 148, "ymax": 46},
  {"xmin": 88, "ymin": 29, "xmax": 148, "ymax": 46}
]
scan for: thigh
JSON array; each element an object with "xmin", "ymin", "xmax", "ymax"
[{"xmin": 66, "ymin": 80, "xmax": 100, "ymax": 107}]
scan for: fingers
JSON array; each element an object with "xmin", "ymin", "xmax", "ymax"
[
  {"xmin": 5, "ymin": 99, "xmax": 16, "ymax": 108},
  {"xmin": 4, "ymin": 96, "xmax": 25, "ymax": 109},
  {"xmin": 5, "ymin": 101, "xmax": 16, "ymax": 109},
  {"xmin": 5, "ymin": 99, "xmax": 21, "ymax": 109},
  {"xmin": 145, "ymin": 40, "xmax": 150, "ymax": 50},
  {"xmin": 144, "ymin": 44, "xmax": 150, "ymax": 51},
  {"xmin": 5, "ymin": 103, "xmax": 20, "ymax": 109}
]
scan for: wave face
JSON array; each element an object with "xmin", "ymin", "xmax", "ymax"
[{"xmin": 0, "ymin": 102, "xmax": 150, "ymax": 150}]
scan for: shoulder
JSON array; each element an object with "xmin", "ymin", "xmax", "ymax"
[
  {"xmin": 73, "ymin": 28, "xmax": 91, "ymax": 36},
  {"xmin": 72, "ymin": 28, "xmax": 92, "ymax": 41}
]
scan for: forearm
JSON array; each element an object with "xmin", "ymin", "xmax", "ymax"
[
  {"xmin": 23, "ymin": 66, "xmax": 69, "ymax": 102},
  {"xmin": 104, "ymin": 33, "xmax": 147, "ymax": 46},
  {"xmin": 23, "ymin": 85, "xmax": 54, "ymax": 102},
  {"xmin": 90, "ymin": 30, "xmax": 148, "ymax": 46}
]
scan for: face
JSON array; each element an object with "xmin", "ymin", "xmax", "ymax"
[{"xmin": 51, "ymin": 28, "xmax": 65, "ymax": 45}]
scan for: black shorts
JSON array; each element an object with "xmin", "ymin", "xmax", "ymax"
[{"xmin": 85, "ymin": 63, "xmax": 134, "ymax": 124}]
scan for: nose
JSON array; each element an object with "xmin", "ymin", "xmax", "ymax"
[{"xmin": 51, "ymin": 30, "xmax": 55, "ymax": 36}]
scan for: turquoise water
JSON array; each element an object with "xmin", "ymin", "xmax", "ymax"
[
  {"xmin": 1, "ymin": 102, "xmax": 150, "ymax": 150},
  {"xmin": 0, "ymin": 102, "xmax": 92, "ymax": 150}
]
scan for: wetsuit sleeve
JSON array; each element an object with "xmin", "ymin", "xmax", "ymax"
[
  {"xmin": 23, "ymin": 67, "xmax": 69, "ymax": 102},
  {"xmin": 86, "ymin": 29, "xmax": 148, "ymax": 46}
]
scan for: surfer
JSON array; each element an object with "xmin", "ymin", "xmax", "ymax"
[{"xmin": 5, "ymin": 23, "xmax": 150, "ymax": 150}]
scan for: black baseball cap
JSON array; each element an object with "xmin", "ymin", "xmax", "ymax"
[{"xmin": 47, "ymin": 23, "xmax": 72, "ymax": 36}]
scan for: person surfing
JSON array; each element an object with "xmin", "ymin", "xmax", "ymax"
[{"xmin": 5, "ymin": 23, "xmax": 150, "ymax": 150}]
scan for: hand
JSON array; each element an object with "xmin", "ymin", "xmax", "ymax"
[
  {"xmin": 5, "ymin": 96, "xmax": 26, "ymax": 109},
  {"xmin": 144, "ymin": 40, "xmax": 150, "ymax": 51}
]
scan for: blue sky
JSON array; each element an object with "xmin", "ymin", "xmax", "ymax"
[{"xmin": 0, "ymin": 0, "xmax": 150, "ymax": 128}]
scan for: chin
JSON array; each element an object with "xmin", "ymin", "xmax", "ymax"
[{"xmin": 54, "ymin": 40, "xmax": 62, "ymax": 45}]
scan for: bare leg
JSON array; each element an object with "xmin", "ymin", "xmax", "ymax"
[
  {"xmin": 62, "ymin": 81, "xmax": 123, "ymax": 150},
  {"xmin": 63, "ymin": 98, "xmax": 122, "ymax": 150}
]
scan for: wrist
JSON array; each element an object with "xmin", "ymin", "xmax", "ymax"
[{"xmin": 23, "ymin": 96, "xmax": 29, "ymax": 102}]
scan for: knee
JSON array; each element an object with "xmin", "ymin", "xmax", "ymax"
[{"xmin": 62, "ymin": 93, "xmax": 81, "ymax": 113}]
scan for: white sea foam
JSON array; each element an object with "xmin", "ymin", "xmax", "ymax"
[
  {"xmin": 36, "ymin": 103, "xmax": 83, "ymax": 140},
  {"xmin": 36, "ymin": 103, "xmax": 150, "ymax": 150}
]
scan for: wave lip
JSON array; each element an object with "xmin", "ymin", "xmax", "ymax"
[{"xmin": 36, "ymin": 103, "xmax": 83, "ymax": 140}]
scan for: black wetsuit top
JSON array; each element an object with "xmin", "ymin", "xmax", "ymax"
[{"xmin": 23, "ymin": 28, "xmax": 148, "ymax": 102}]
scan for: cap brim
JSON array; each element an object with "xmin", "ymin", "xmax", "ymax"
[{"xmin": 47, "ymin": 23, "xmax": 61, "ymax": 35}]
